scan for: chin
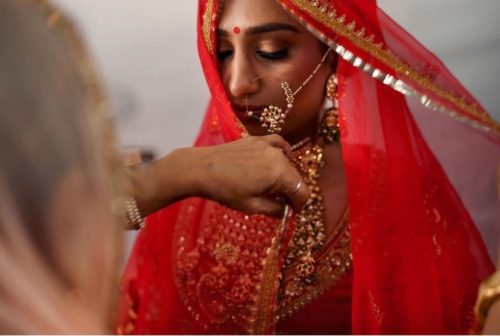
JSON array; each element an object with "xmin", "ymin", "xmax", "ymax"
[
  {"xmin": 236, "ymin": 118, "xmax": 267, "ymax": 136},
  {"xmin": 244, "ymin": 125, "xmax": 268, "ymax": 136}
]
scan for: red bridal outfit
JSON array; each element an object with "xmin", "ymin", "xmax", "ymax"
[{"xmin": 117, "ymin": 0, "xmax": 500, "ymax": 334}]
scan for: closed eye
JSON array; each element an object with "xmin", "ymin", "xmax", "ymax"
[{"xmin": 256, "ymin": 49, "xmax": 289, "ymax": 60}]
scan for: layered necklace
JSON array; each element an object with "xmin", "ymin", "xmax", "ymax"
[
  {"xmin": 285, "ymin": 138, "xmax": 327, "ymax": 283},
  {"xmin": 273, "ymin": 114, "xmax": 352, "ymax": 321},
  {"xmin": 242, "ymin": 49, "xmax": 350, "ymax": 313},
  {"xmin": 281, "ymin": 105, "xmax": 351, "ymax": 290}
]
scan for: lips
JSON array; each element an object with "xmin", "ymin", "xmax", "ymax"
[{"xmin": 231, "ymin": 104, "xmax": 267, "ymax": 120}]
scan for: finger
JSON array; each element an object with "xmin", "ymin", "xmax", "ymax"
[
  {"xmin": 262, "ymin": 134, "xmax": 293, "ymax": 159},
  {"xmin": 283, "ymin": 175, "xmax": 310, "ymax": 212},
  {"xmin": 246, "ymin": 197, "xmax": 285, "ymax": 217}
]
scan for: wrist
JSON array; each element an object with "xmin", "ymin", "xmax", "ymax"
[
  {"xmin": 180, "ymin": 146, "xmax": 216, "ymax": 199},
  {"xmin": 155, "ymin": 147, "xmax": 208, "ymax": 202},
  {"xmin": 129, "ymin": 146, "xmax": 214, "ymax": 217}
]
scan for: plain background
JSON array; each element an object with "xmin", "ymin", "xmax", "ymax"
[{"xmin": 52, "ymin": 0, "xmax": 500, "ymax": 158}]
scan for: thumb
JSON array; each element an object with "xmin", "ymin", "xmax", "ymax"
[{"xmin": 245, "ymin": 197, "xmax": 285, "ymax": 217}]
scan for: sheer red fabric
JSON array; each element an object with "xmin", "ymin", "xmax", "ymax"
[{"xmin": 117, "ymin": 0, "xmax": 500, "ymax": 334}]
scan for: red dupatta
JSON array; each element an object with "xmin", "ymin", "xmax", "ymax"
[{"xmin": 117, "ymin": 0, "xmax": 500, "ymax": 334}]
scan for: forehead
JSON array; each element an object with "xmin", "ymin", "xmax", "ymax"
[{"xmin": 218, "ymin": 0, "xmax": 297, "ymax": 29}]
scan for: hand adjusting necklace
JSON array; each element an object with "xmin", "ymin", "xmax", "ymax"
[{"xmin": 246, "ymin": 49, "xmax": 343, "ymax": 285}]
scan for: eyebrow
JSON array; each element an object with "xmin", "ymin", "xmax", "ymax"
[{"xmin": 217, "ymin": 22, "xmax": 301, "ymax": 37}]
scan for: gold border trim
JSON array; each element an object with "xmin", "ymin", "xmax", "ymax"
[
  {"xmin": 202, "ymin": 0, "xmax": 215, "ymax": 55},
  {"xmin": 332, "ymin": 43, "xmax": 500, "ymax": 134},
  {"xmin": 280, "ymin": 0, "xmax": 500, "ymax": 134},
  {"xmin": 248, "ymin": 206, "xmax": 293, "ymax": 334}
]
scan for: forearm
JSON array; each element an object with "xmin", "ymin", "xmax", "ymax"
[
  {"xmin": 122, "ymin": 135, "xmax": 309, "ymax": 223},
  {"xmin": 125, "ymin": 147, "xmax": 204, "ymax": 217}
]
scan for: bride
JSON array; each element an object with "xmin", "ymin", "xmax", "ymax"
[{"xmin": 118, "ymin": 0, "xmax": 500, "ymax": 334}]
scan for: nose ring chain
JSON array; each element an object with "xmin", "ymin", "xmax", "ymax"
[{"xmin": 245, "ymin": 48, "xmax": 332, "ymax": 134}]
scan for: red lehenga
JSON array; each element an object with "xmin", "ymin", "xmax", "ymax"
[{"xmin": 117, "ymin": 0, "xmax": 500, "ymax": 334}]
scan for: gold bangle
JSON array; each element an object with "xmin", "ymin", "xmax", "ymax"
[
  {"xmin": 474, "ymin": 269, "xmax": 500, "ymax": 330},
  {"xmin": 124, "ymin": 196, "xmax": 144, "ymax": 230}
]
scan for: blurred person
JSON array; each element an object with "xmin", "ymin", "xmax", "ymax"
[
  {"xmin": 0, "ymin": 0, "xmax": 121, "ymax": 332},
  {"xmin": 118, "ymin": 0, "xmax": 500, "ymax": 334},
  {"xmin": 0, "ymin": 0, "xmax": 310, "ymax": 333}
]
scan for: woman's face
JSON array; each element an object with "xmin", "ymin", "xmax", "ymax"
[{"xmin": 217, "ymin": 0, "xmax": 334, "ymax": 143}]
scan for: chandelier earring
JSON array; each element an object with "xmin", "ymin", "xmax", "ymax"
[
  {"xmin": 326, "ymin": 72, "xmax": 338, "ymax": 103},
  {"xmin": 318, "ymin": 73, "xmax": 340, "ymax": 144}
]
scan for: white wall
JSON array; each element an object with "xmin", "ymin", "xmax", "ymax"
[
  {"xmin": 379, "ymin": 0, "xmax": 500, "ymax": 120},
  {"xmin": 52, "ymin": 0, "xmax": 207, "ymax": 157},
  {"xmin": 52, "ymin": 0, "xmax": 500, "ymax": 158}
]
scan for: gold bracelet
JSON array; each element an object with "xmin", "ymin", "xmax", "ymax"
[
  {"xmin": 474, "ymin": 269, "xmax": 500, "ymax": 330},
  {"xmin": 124, "ymin": 196, "xmax": 144, "ymax": 230}
]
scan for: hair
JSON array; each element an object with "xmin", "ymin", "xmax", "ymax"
[
  {"xmin": 0, "ymin": 0, "xmax": 94, "ymax": 250},
  {"xmin": 0, "ymin": 0, "xmax": 121, "ymax": 332}
]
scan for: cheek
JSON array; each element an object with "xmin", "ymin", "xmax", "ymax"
[
  {"xmin": 295, "ymin": 75, "xmax": 327, "ymax": 113},
  {"xmin": 286, "ymin": 53, "xmax": 327, "ymax": 103}
]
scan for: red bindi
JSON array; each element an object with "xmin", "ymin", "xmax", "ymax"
[{"xmin": 233, "ymin": 26, "xmax": 241, "ymax": 34}]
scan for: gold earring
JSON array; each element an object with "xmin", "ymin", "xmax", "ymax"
[
  {"xmin": 326, "ymin": 72, "xmax": 338, "ymax": 104},
  {"xmin": 260, "ymin": 80, "xmax": 294, "ymax": 134},
  {"xmin": 319, "ymin": 73, "xmax": 340, "ymax": 143}
]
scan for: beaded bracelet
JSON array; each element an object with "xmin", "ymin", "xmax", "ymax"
[{"xmin": 124, "ymin": 196, "xmax": 144, "ymax": 230}]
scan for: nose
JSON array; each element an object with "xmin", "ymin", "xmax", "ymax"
[{"xmin": 224, "ymin": 50, "xmax": 259, "ymax": 100}]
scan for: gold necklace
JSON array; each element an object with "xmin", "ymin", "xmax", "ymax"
[
  {"xmin": 284, "ymin": 107, "xmax": 343, "ymax": 285},
  {"xmin": 285, "ymin": 139, "xmax": 326, "ymax": 284}
]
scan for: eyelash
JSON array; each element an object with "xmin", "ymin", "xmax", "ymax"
[
  {"xmin": 217, "ymin": 49, "xmax": 289, "ymax": 61},
  {"xmin": 257, "ymin": 49, "xmax": 289, "ymax": 60}
]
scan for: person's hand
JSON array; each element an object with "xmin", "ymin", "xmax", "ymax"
[
  {"xmin": 193, "ymin": 134, "xmax": 310, "ymax": 215},
  {"xmin": 127, "ymin": 135, "xmax": 310, "ymax": 218}
]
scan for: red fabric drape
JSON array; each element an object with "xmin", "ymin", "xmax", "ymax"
[{"xmin": 117, "ymin": 0, "xmax": 500, "ymax": 334}]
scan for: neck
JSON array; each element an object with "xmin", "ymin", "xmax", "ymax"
[{"xmin": 284, "ymin": 117, "xmax": 319, "ymax": 147}]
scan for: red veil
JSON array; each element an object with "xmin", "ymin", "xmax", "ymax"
[{"xmin": 117, "ymin": 0, "xmax": 500, "ymax": 334}]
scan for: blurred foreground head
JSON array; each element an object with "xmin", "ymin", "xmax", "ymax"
[{"xmin": 0, "ymin": 0, "xmax": 121, "ymax": 332}]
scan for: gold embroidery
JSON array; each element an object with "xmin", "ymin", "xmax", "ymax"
[
  {"xmin": 277, "ymin": 209, "xmax": 351, "ymax": 321},
  {"xmin": 369, "ymin": 290, "xmax": 386, "ymax": 327},
  {"xmin": 249, "ymin": 208, "xmax": 293, "ymax": 334},
  {"xmin": 202, "ymin": 0, "xmax": 215, "ymax": 55},
  {"xmin": 281, "ymin": 0, "xmax": 500, "ymax": 133},
  {"xmin": 117, "ymin": 294, "xmax": 138, "ymax": 334},
  {"xmin": 174, "ymin": 201, "xmax": 279, "ymax": 333},
  {"xmin": 432, "ymin": 234, "xmax": 443, "ymax": 257},
  {"xmin": 213, "ymin": 242, "xmax": 240, "ymax": 264}
]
